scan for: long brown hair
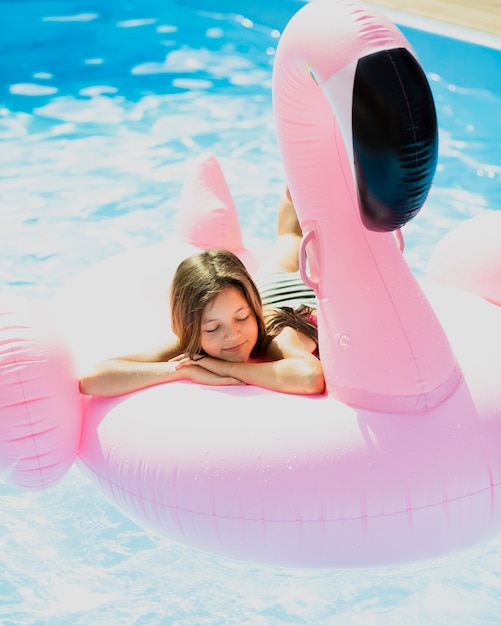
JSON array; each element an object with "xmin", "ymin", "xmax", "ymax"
[{"xmin": 264, "ymin": 305, "xmax": 318, "ymax": 346}]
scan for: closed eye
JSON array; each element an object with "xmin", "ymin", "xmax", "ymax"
[{"xmin": 204, "ymin": 325, "xmax": 220, "ymax": 334}]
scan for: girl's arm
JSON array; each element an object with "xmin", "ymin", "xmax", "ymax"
[
  {"xmin": 78, "ymin": 340, "xmax": 243, "ymax": 397},
  {"xmin": 177, "ymin": 327, "xmax": 325, "ymax": 395}
]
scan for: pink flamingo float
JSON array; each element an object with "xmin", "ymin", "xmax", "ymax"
[{"xmin": 2, "ymin": 0, "xmax": 501, "ymax": 567}]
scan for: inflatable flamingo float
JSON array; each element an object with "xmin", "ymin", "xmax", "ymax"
[{"xmin": 2, "ymin": 0, "xmax": 501, "ymax": 568}]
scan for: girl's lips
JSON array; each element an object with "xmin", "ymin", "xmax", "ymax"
[{"xmin": 223, "ymin": 341, "xmax": 246, "ymax": 353}]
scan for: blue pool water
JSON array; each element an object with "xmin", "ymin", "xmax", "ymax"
[{"xmin": 1, "ymin": 1, "xmax": 501, "ymax": 624}]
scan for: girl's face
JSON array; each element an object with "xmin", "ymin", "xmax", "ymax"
[{"xmin": 200, "ymin": 286, "xmax": 259, "ymax": 362}]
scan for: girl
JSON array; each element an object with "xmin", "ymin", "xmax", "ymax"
[{"xmin": 79, "ymin": 190, "xmax": 324, "ymax": 397}]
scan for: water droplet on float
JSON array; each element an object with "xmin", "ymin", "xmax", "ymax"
[{"xmin": 339, "ymin": 334, "xmax": 351, "ymax": 349}]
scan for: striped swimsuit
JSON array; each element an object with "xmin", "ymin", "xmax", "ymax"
[{"xmin": 255, "ymin": 270, "xmax": 316, "ymax": 309}]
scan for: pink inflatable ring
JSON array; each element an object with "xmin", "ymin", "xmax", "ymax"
[{"xmin": 2, "ymin": 0, "xmax": 501, "ymax": 568}]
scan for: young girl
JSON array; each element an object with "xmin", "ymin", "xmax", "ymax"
[{"xmin": 79, "ymin": 190, "xmax": 324, "ymax": 397}]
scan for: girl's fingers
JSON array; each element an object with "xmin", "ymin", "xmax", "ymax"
[
  {"xmin": 169, "ymin": 353, "xmax": 203, "ymax": 370},
  {"xmin": 174, "ymin": 358, "xmax": 193, "ymax": 370},
  {"xmin": 169, "ymin": 353, "xmax": 205, "ymax": 363}
]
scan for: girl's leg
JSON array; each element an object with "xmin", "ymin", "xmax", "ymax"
[{"xmin": 272, "ymin": 187, "xmax": 302, "ymax": 273}]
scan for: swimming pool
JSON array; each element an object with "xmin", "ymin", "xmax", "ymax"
[{"xmin": 1, "ymin": 1, "xmax": 501, "ymax": 624}]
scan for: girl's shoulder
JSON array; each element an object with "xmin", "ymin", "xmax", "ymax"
[{"xmin": 264, "ymin": 325, "xmax": 318, "ymax": 361}]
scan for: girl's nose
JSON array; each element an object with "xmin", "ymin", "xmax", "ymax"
[{"xmin": 224, "ymin": 322, "xmax": 240, "ymax": 340}]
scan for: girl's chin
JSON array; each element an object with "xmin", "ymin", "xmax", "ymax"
[{"xmin": 221, "ymin": 353, "xmax": 250, "ymax": 363}]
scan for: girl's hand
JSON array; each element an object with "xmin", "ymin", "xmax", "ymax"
[
  {"xmin": 172, "ymin": 355, "xmax": 233, "ymax": 378},
  {"xmin": 169, "ymin": 355, "xmax": 243, "ymax": 386},
  {"xmin": 169, "ymin": 353, "xmax": 206, "ymax": 368},
  {"xmin": 187, "ymin": 366, "xmax": 244, "ymax": 386}
]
